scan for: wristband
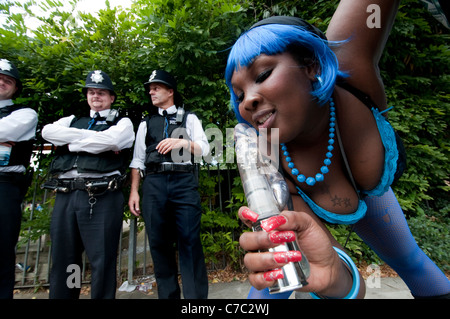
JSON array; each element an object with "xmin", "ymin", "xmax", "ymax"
[{"xmin": 310, "ymin": 246, "xmax": 360, "ymax": 299}]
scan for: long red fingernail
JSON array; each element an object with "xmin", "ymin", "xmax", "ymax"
[
  {"xmin": 241, "ymin": 208, "xmax": 259, "ymax": 223},
  {"xmin": 273, "ymin": 251, "xmax": 302, "ymax": 263},
  {"xmin": 269, "ymin": 231, "xmax": 296, "ymax": 244},
  {"xmin": 260, "ymin": 215, "xmax": 286, "ymax": 232},
  {"xmin": 263, "ymin": 269, "xmax": 284, "ymax": 281}
]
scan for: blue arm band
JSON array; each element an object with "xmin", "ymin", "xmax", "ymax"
[{"xmin": 310, "ymin": 247, "xmax": 360, "ymax": 299}]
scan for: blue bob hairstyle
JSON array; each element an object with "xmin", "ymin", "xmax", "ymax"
[{"xmin": 225, "ymin": 18, "xmax": 347, "ymax": 124}]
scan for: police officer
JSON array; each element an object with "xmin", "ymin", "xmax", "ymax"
[
  {"xmin": 0, "ymin": 58, "xmax": 38, "ymax": 299},
  {"xmin": 129, "ymin": 70, "xmax": 209, "ymax": 299},
  {"xmin": 42, "ymin": 70, "xmax": 135, "ymax": 299}
]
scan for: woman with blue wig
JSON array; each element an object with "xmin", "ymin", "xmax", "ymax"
[{"xmin": 227, "ymin": 0, "xmax": 450, "ymax": 299}]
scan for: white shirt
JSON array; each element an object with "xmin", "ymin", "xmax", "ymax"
[
  {"xmin": 42, "ymin": 109, "xmax": 135, "ymax": 178},
  {"xmin": 129, "ymin": 105, "xmax": 209, "ymax": 170},
  {"xmin": 0, "ymin": 99, "xmax": 38, "ymax": 173}
]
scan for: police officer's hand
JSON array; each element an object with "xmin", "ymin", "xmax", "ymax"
[
  {"xmin": 128, "ymin": 168, "xmax": 142, "ymax": 216},
  {"xmin": 128, "ymin": 190, "xmax": 141, "ymax": 216},
  {"xmin": 156, "ymin": 138, "xmax": 190, "ymax": 154}
]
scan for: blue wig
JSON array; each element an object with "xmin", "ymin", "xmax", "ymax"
[{"xmin": 225, "ymin": 22, "xmax": 347, "ymax": 124}]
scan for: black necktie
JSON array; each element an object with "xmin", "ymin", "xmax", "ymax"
[{"xmin": 163, "ymin": 110, "xmax": 169, "ymax": 138}]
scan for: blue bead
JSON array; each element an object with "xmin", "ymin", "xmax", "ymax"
[
  {"xmin": 330, "ymin": 111, "xmax": 336, "ymax": 117},
  {"xmin": 330, "ymin": 116, "xmax": 336, "ymax": 122},
  {"xmin": 329, "ymin": 128, "xmax": 335, "ymax": 133},
  {"xmin": 306, "ymin": 177, "xmax": 316, "ymax": 186},
  {"xmin": 330, "ymin": 122, "xmax": 335, "ymax": 128},
  {"xmin": 281, "ymin": 140, "xmax": 334, "ymax": 188}
]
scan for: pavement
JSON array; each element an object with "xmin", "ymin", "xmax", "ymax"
[{"xmin": 12, "ymin": 276, "xmax": 413, "ymax": 299}]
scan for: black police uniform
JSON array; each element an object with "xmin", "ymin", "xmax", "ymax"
[
  {"xmin": 134, "ymin": 70, "xmax": 208, "ymax": 299},
  {"xmin": 42, "ymin": 70, "xmax": 134, "ymax": 299},
  {"xmin": 0, "ymin": 59, "xmax": 37, "ymax": 299}
]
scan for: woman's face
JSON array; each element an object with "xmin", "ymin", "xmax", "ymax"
[{"xmin": 230, "ymin": 52, "xmax": 319, "ymax": 144}]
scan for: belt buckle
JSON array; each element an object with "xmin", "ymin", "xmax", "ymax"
[
  {"xmin": 74, "ymin": 178, "xmax": 87, "ymax": 190},
  {"xmin": 162, "ymin": 163, "xmax": 174, "ymax": 172}
]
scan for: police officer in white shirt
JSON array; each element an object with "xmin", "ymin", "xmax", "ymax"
[
  {"xmin": 129, "ymin": 70, "xmax": 209, "ymax": 299},
  {"xmin": 0, "ymin": 58, "xmax": 38, "ymax": 299},
  {"xmin": 42, "ymin": 70, "xmax": 135, "ymax": 299}
]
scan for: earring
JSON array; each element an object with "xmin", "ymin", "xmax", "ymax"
[
  {"xmin": 313, "ymin": 75, "xmax": 323, "ymax": 90},
  {"xmin": 316, "ymin": 74, "xmax": 323, "ymax": 85}
]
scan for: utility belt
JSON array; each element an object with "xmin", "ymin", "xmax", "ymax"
[
  {"xmin": 42, "ymin": 174, "xmax": 127, "ymax": 219},
  {"xmin": 42, "ymin": 174, "xmax": 126, "ymax": 195},
  {"xmin": 145, "ymin": 163, "xmax": 194, "ymax": 175}
]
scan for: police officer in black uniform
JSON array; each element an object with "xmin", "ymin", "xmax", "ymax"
[
  {"xmin": 129, "ymin": 70, "xmax": 209, "ymax": 299},
  {"xmin": 42, "ymin": 70, "xmax": 135, "ymax": 299},
  {"xmin": 0, "ymin": 58, "xmax": 38, "ymax": 299}
]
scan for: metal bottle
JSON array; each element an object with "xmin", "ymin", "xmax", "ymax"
[{"xmin": 234, "ymin": 123, "xmax": 310, "ymax": 293}]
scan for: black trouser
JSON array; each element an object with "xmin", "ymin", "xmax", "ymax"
[
  {"xmin": 49, "ymin": 188, "xmax": 124, "ymax": 299},
  {"xmin": 0, "ymin": 182, "xmax": 23, "ymax": 299},
  {"xmin": 142, "ymin": 172, "xmax": 208, "ymax": 299}
]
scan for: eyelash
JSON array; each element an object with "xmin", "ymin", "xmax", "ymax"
[
  {"xmin": 236, "ymin": 93, "xmax": 244, "ymax": 104},
  {"xmin": 235, "ymin": 69, "xmax": 273, "ymax": 104},
  {"xmin": 256, "ymin": 69, "xmax": 272, "ymax": 83}
]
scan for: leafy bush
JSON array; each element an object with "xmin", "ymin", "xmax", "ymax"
[{"xmin": 408, "ymin": 213, "xmax": 450, "ymax": 272}]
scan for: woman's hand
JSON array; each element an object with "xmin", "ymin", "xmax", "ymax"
[{"xmin": 238, "ymin": 207, "xmax": 363, "ymax": 298}]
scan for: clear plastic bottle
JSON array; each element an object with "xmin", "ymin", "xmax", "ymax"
[{"xmin": 234, "ymin": 123, "xmax": 310, "ymax": 293}]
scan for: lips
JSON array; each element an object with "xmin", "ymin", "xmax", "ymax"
[
  {"xmin": 257, "ymin": 112, "xmax": 273, "ymax": 125},
  {"xmin": 253, "ymin": 110, "xmax": 275, "ymax": 128}
]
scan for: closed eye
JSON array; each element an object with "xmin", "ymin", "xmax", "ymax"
[
  {"xmin": 233, "ymin": 69, "xmax": 272, "ymax": 105},
  {"xmin": 235, "ymin": 92, "xmax": 244, "ymax": 104},
  {"xmin": 256, "ymin": 69, "xmax": 272, "ymax": 84}
]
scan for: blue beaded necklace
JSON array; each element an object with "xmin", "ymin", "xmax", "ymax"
[{"xmin": 281, "ymin": 98, "xmax": 336, "ymax": 186}]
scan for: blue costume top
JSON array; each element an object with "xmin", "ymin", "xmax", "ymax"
[{"xmin": 292, "ymin": 84, "xmax": 403, "ymax": 225}]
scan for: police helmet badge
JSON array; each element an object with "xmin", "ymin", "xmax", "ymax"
[
  {"xmin": 148, "ymin": 70, "xmax": 157, "ymax": 82},
  {"xmin": 0, "ymin": 59, "xmax": 12, "ymax": 72},
  {"xmin": 91, "ymin": 70, "xmax": 104, "ymax": 84}
]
